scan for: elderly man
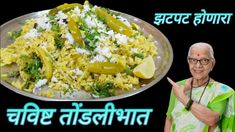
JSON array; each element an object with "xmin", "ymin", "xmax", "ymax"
[{"xmin": 165, "ymin": 42, "xmax": 234, "ymax": 132}]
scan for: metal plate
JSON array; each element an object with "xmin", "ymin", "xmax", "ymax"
[{"xmin": 0, "ymin": 10, "xmax": 173, "ymax": 101}]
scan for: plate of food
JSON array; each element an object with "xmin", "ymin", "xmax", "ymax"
[{"xmin": 0, "ymin": 1, "xmax": 173, "ymax": 101}]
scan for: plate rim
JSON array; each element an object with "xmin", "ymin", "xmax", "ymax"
[{"xmin": 0, "ymin": 9, "xmax": 173, "ymax": 101}]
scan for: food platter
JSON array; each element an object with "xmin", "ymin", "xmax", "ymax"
[{"xmin": 0, "ymin": 9, "xmax": 173, "ymax": 101}]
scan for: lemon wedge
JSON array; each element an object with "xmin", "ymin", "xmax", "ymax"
[{"xmin": 133, "ymin": 56, "xmax": 155, "ymax": 79}]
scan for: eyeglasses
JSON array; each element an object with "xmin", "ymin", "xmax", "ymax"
[{"xmin": 188, "ymin": 57, "xmax": 211, "ymax": 65}]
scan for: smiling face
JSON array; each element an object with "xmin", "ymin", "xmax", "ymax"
[{"xmin": 188, "ymin": 44, "xmax": 215, "ymax": 80}]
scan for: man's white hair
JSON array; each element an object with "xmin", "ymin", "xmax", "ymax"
[{"xmin": 187, "ymin": 42, "xmax": 215, "ymax": 59}]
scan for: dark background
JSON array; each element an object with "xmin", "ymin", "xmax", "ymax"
[{"xmin": 0, "ymin": 0, "xmax": 234, "ymax": 131}]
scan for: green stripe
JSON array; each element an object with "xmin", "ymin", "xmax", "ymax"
[
  {"xmin": 203, "ymin": 125, "xmax": 209, "ymax": 132},
  {"xmin": 221, "ymin": 115, "xmax": 235, "ymax": 132},
  {"xmin": 207, "ymin": 82, "xmax": 213, "ymax": 88},
  {"xmin": 179, "ymin": 124, "xmax": 196, "ymax": 132},
  {"xmin": 172, "ymin": 122, "xmax": 176, "ymax": 132},
  {"xmin": 178, "ymin": 80, "xmax": 186, "ymax": 86},
  {"xmin": 220, "ymin": 94, "xmax": 235, "ymax": 132},
  {"xmin": 209, "ymin": 90, "xmax": 234, "ymax": 105}
]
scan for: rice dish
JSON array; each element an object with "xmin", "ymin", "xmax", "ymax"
[{"xmin": 0, "ymin": 1, "xmax": 158, "ymax": 100}]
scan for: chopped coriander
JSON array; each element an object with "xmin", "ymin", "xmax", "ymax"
[
  {"xmin": 133, "ymin": 52, "xmax": 144, "ymax": 59},
  {"xmin": 22, "ymin": 80, "xmax": 34, "ymax": 92},
  {"xmin": 63, "ymin": 86, "xmax": 73, "ymax": 95},
  {"xmin": 24, "ymin": 54, "xmax": 42, "ymax": 81},
  {"xmin": 48, "ymin": 15, "xmax": 56, "ymax": 20},
  {"xmin": 54, "ymin": 34, "xmax": 66, "ymax": 49},
  {"xmin": 8, "ymin": 71, "xmax": 20, "ymax": 78},
  {"xmin": 124, "ymin": 67, "xmax": 133, "ymax": 76},
  {"xmin": 51, "ymin": 22, "xmax": 60, "ymax": 32},
  {"xmin": 83, "ymin": 29, "xmax": 100, "ymax": 51},
  {"xmin": 8, "ymin": 29, "xmax": 22, "ymax": 40},
  {"xmin": 37, "ymin": 27, "xmax": 46, "ymax": 32},
  {"xmin": 91, "ymin": 82, "xmax": 114, "ymax": 97}
]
